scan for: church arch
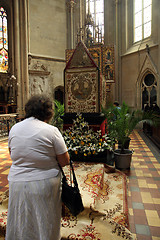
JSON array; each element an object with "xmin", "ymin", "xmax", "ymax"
[
  {"xmin": 54, "ymin": 86, "xmax": 64, "ymax": 105},
  {"xmin": 137, "ymin": 69, "xmax": 158, "ymax": 111}
]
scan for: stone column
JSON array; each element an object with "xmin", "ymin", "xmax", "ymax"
[
  {"xmin": 14, "ymin": 0, "xmax": 23, "ymax": 116},
  {"xmin": 104, "ymin": 0, "xmax": 114, "ymax": 45},
  {"xmin": 157, "ymin": 0, "xmax": 160, "ymax": 107},
  {"xmin": 79, "ymin": 0, "xmax": 83, "ymax": 41},
  {"xmin": 114, "ymin": 0, "xmax": 122, "ymax": 104},
  {"xmin": 67, "ymin": 0, "xmax": 76, "ymax": 49},
  {"xmin": 20, "ymin": 0, "xmax": 29, "ymax": 106},
  {"xmin": 14, "ymin": 0, "xmax": 29, "ymax": 117}
]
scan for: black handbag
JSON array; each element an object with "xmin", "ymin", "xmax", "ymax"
[{"xmin": 59, "ymin": 161, "xmax": 84, "ymax": 216}]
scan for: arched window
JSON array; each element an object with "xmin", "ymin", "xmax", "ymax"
[
  {"xmin": 142, "ymin": 73, "xmax": 157, "ymax": 110},
  {"xmin": 85, "ymin": 0, "xmax": 104, "ymax": 44},
  {"xmin": 134, "ymin": 0, "xmax": 152, "ymax": 43},
  {"xmin": 0, "ymin": 6, "xmax": 8, "ymax": 73}
]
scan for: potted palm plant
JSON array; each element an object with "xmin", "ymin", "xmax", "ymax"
[
  {"xmin": 50, "ymin": 100, "xmax": 64, "ymax": 131},
  {"xmin": 102, "ymin": 102, "xmax": 159, "ymax": 170}
]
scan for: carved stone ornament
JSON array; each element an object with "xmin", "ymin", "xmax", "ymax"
[
  {"xmin": 66, "ymin": 0, "xmax": 76, "ymax": 10},
  {"xmin": 29, "ymin": 60, "xmax": 50, "ymax": 76}
]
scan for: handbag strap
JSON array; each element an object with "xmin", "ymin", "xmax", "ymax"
[{"xmin": 58, "ymin": 160, "xmax": 78, "ymax": 188}]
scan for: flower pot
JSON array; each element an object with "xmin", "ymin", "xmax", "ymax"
[
  {"xmin": 114, "ymin": 149, "xmax": 133, "ymax": 170},
  {"xmin": 118, "ymin": 137, "xmax": 131, "ymax": 150}
]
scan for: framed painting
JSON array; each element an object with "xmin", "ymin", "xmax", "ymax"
[
  {"xmin": 88, "ymin": 46, "xmax": 102, "ymax": 72},
  {"xmin": 102, "ymin": 46, "xmax": 115, "ymax": 82}
]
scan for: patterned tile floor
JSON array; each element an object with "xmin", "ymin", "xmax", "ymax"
[
  {"xmin": 127, "ymin": 129, "xmax": 160, "ymax": 240},
  {"xmin": 0, "ymin": 129, "xmax": 160, "ymax": 240}
]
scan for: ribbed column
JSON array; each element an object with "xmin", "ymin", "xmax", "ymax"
[
  {"xmin": 70, "ymin": 0, "xmax": 75, "ymax": 48},
  {"xmin": 13, "ymin": 0, "xmax": 29, "ymax": 117},
  {"xmin": 79, "ymin": 0, "xmax": 83, "ymax": 41},
  {"xmin": 23, "ymin": 0, "xmax": 29, "ymax": 101},
  {"xmin": 14, "ymin": 0, "xmax": 22, "ymax": 116},
  {"xmin": 67, "ymin": 0, "xmax": 75, "ymax": 49},
  {"xmin": 114, "ymin": 0, "xmax": 121, "ymax": 103},
  {"xmin": 20, "ymin": 0, "xmax": 29, "ymax": 105},
  {"xmin": 104, "ymin": 0, "xmax": 114, "ymax": 45}
]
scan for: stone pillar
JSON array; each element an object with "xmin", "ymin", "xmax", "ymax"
[
  {"xmin": 104, "ymin": 0, "xmax": 115, "ymax": 45},
  {"xmin": 114, "ymin": 0, "xmax": 122, "ymax": 104},
  {"xmin": 157, "ymin": 0, "xmax": 160, "ymax": 107},
  {"xmin": 67, "ymin": 0, "xmax": 76, "ymax": 49},
  {"xmin": 13, "ymin": 0, "xmax": 29, "ymax": 117},
  {"xmin": 79, "ymin": 0, "xmax": 83, "ymax": 41},
  {"xmin": 14, "ymin": 0, "xmax": 23, "ymax": 116},
  {"xmin": 20, "ymin": 0, "xmax": 29, "ymax": 106}
]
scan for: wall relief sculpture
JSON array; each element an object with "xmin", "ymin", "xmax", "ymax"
[{"xmin": 28, "ymin": 58, "xmax": 51, "ymax": 97}]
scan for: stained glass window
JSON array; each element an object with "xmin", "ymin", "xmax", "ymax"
[
  {"xmin": 86, "ymin": 0, "xmax": 104, "ymax": 43},
  {"xmin": 134, "ymin": 0, "xmax": 152, "ymax": 43},
  {"xmin": 0, "ymin": 7, "xmax": 8, "ymax": 73}
]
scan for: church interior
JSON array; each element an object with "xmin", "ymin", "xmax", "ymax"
[{"xmin": 0, "ymin": 0, "xmax": 160, "ymax": 239}]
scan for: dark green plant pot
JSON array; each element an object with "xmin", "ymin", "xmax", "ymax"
[
  {"xmin": 114, "ymin": 149, "xmax": 133, "ymax": 170},
  {"xmin": 70, "ymin": 150, "xmax": 114, "ymax": 166},
  {"xmin": 118, "ymin": 137, "xmax": 131, "ymax": 150}
]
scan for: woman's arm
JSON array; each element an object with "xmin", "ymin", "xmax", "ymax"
[{"xmin": 57, "ymin": 151, "xmax": 70, "ymax": 167}]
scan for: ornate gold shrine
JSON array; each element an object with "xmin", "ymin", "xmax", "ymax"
[
  {"xmin": 66, "ymin": 44, "xmax": 115, "ymax": 83},
  {"xmin": 64, "ymin": 41, "xmax": 110, "ymax": 114}
]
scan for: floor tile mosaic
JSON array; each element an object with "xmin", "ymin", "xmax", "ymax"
[
  {"xmin": 127, "ymin": 130, "xmax": 160, "ymax": 240},
  {"xmin": 0, "ymin": 129, "xmax": 160, "ymax": 239}
]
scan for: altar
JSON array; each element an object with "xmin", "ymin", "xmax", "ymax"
[{"xmin": 63, "ymin": 41, "xmax": 113, "ymax": 134}]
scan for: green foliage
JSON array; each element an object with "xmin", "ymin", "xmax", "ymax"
[
  {"xmin": 63, "ymin": 113, "xmax": 114, "ymax": 158},
  {"xmin": 102, "ymin": 102, "xmax": 159, "ymax": 153},
  {"xmin": 50, "ymin": 100, "xmax": 64, "ymax": 131}
]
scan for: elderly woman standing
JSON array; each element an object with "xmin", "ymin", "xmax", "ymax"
[{"xmin": 5, "ymin": 95, "xmax": 70, "ymax": 240}]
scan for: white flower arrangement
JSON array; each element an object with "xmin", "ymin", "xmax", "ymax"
[{"xmin": 63, "ymin": 113, "xmax": 114, "ymax": 159}]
